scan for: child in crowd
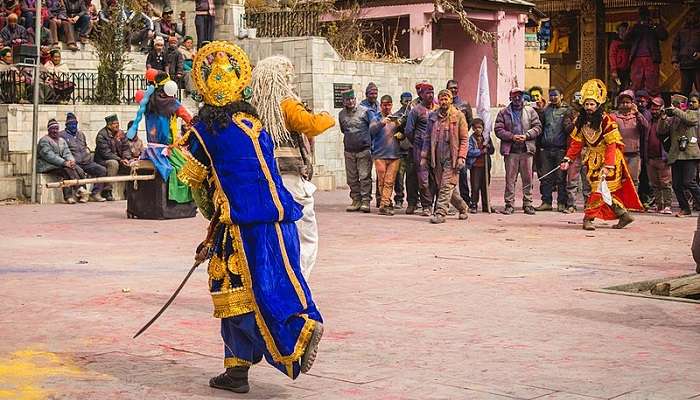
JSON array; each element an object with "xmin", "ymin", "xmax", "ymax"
[{"xmin": 466, "ymin": 118, "xmax": 495, "ymax": 213}]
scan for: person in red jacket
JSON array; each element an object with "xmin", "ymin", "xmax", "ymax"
[{"xmin": 609, "ymin": 22, "xmax": 630, "ymax": 98}]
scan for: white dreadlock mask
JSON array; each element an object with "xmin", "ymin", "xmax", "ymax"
[{"xmin": 251, "ymin": 55, "xmax": 300, "ymax": 147}]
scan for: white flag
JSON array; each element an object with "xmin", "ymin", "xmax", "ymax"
[
  {"xmin": 476, "ymin": 56, "xmax": 491, "ymax": 144},
  {"xmin": 598, "ymin": 179, "xmax": 613, "ymax": 206}
]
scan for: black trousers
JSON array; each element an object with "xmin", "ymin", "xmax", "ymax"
[
  {"xmin": 405, "ymin": 151, "xmax": 420, "ymax": 207},
  {"xmin": 537, "ymin": 148, "xmax": 567, "ymax": 205},
  {"xmin": 680, "ymin": 68, "xmax": 700, "ymax": 96},
  {"xmin": 458, "ymin": 167, "xmax": 471, "ymax": 204},
  {"xmin": 469, "ymin": 165, "xmax": 490, "ymax": 211},
  {"xmin": 46, "ymin": 166, "xmax": 85, "ymax": 199},
  {"xmin": 672, "ymin": 159, "xmax": 700, "ymax": 212},
  {"xmin": 195, "ymin": 15, "xmax": 215, "ymax": 48}
]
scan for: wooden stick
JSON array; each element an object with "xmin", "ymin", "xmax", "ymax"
[
  {"xmin": 45, "ymin": 175, "xmax": 156, "ymax": 188},
  {"xmin": 650, "ymin": 274, "xmax": 700, "ymax": 298}
]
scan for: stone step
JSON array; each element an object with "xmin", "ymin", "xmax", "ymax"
[
  {"xmin": 0, "ymin": 176, "xmax": 24, "ymax": 201},
  {"xmin": 58, "ymin": 43, "xmax": 147, "ymax": 73},
  {"xmin": 0, "ymin": 161, "xmax": 14, "ymax": 177}
]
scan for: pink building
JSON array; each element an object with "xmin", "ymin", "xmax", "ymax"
[{"xmin": 329, "ymin": 0, "xmax": 535, "ymax": 106}]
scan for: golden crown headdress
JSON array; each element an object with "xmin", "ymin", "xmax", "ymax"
[
  {"xmin": 192, "ymin": 41, "xmax": 252, "ymax": 107},
  {"xmin": 580, "ymin": 79, "xmax": 607, "ymax": 104}
]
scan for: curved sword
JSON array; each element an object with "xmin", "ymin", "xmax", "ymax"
[{"xmin": 132, "ymin": 255, "xmax": 206, "ymax": 339}]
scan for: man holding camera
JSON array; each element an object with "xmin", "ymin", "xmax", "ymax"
[
  {"xmin": 645, "ymin": 97, "xmax": 673, "ymax": 214},
  {"xmin": 657, "ymin": 94, "xmax": 700, "ymax": 217},
  {"xmin": 370, "ymin": 95, "xmax": 402, "ymax": 216}
]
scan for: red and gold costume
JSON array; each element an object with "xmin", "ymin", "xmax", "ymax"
[{"xmin": 565, "ymin": 80, "xmax": 643, "ymax": 221}]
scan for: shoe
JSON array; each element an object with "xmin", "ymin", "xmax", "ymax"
[
  {"xmin": 524, "ymin": 206, "xmax": 536, "ymax": 215},
  {"xmin": 65, "ymin": 197, "xmax": 77, "ymax": 204},
  {"xmin": 378, "ymin": 207, "xmax": 394, "ymax": 216},
  {"xmin": 393, "ymin": 202, "xmax": 404, "ymax": 210},
  {"xmin": 209, "ymin": 367, "xmax": 249, "ymax": 393},
  {"xmin": 534, "ymin": 202, "xmax": 552, "ymax": 211},
  {"xmin": 360, "ymin": 201, "xmax": 371, "ymax": 213},
  {"xmin": 676, "ymin": 209, "xmax": 692, "ymax": 218},
  {"xmin": 612, "ymin": 212, "xmax": 635, "ymax": 229},
  {"xmin": 468, "ymin": 206, "xmax": 477, "ymax": 214},
  {"xmin": 582, "ymin": 219, "xmax": 595, "ymax": 230},
  {"xmin": 430, "ymin": 214, "xmax": 446, "ymax": 224},
  {"xmin": 563, "ymin": 206, "xmax": 576, "ymax": 214},
  {"xmin": 405, "ymin": 205, "xmax": 416, "ymax": 215},
  {"xmin": 346, "ymin": 200, "xmax": 361, "ymax": 212},
  {"xmin": 501, "ymin": 205, "xmax": 514, "ymax": 215},
  {"xmin": 77, "ymin": 188, "xmax": 89, "ymax": 203},
  {"xmin": 89, "ymin": 193, "xmax": 106, "ymax": 202},
  {"xmin": 421, "ymin": 207, "xmax": 432, "ymax": 217},
  {"xmin": 661, "ymin": 207, "xmax": 672, "ymax": 215},
  {"xmin": 301, "ymin": 322, "xmax": 324, "ymax": 373},
  {"xmin": 68, "ymin": 43, "xmax": 79, "ymax": 51},
  {"xmin": 458, "ymin": 212, "xmax": 469, "ymax": 220},
  {"xmin": 102, "ymin": 190, "xmax": 115, "ymax": 201},
  {"xmin": 557, "ymin": 203, "xmax": 566, "ymax": 212}
]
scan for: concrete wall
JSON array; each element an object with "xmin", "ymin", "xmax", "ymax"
[
  {"xmin": 435, "ymin": 19, "xmax": 498, "ymax": 107},
  {"xmin": 238, "ymin": 36, "xmax": 454, "ymax": 188}
]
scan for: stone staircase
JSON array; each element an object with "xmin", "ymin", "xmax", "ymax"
[{"xmin": 0, "ymin": 161, "xmax": 24, "ymax": 201}]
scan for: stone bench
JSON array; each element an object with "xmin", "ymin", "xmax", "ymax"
[{"xmin": 37, "ymin": 173, "xmax": 127, "ymax": 204}]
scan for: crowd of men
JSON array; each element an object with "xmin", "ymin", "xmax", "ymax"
[
  {"xmin": 36, "ymin": 113, "xmax": 143, "ymax": 203},
  {"xmin": 338, "ymin": 80, "xmax": 700, "ymax": 223},
  {"xmin": 0, "ymin": 0, "xmax": 211, "ymax": 103}
]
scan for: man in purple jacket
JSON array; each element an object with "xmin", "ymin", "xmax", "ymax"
[{"xmin": 495, "ymin": 87, "xmax": 542, "ymax": 215}]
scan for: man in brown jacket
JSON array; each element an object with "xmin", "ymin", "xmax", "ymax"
[{"xmin": 421, "ymin": 89, "xmax": 469, "ymax": 224}]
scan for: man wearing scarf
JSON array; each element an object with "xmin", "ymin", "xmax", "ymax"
[
  {"xmin": 560, "ymin": 79, "xmax": 643, "ymax": 230},
  {"xmin": 422, "ymin": 89, "xmax": 469, "ymax": 224},
  {"xmin": 405, "ymin": 82, "xmax": 437, "ymax": 216},
  {"xmin": 59, "ymin": 113, "xmax": 107, "ymax": 202}
]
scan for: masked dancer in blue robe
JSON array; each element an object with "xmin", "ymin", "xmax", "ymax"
[{"xmin": 177, "ymin": 41, "xmax": 324, "ymax": 393}]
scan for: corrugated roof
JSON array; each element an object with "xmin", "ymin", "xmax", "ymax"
[{"xmin": 534, "ymin": 0, "xmax": 682, "ymax": 13}]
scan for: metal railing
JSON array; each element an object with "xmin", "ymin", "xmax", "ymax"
[
  {"xmin": 245, "ymin": 10, "xmax": 322, "ymax": 37},
  {"xmin": 0, "ymin": 70, "xmax": 170, "ymax": 105}
]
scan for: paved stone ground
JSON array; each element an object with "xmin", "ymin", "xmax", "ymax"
[{"xmin": 1, "ymin": 181, "xmax": 699, "ymax": 400}]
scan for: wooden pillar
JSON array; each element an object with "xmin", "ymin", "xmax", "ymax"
[
  {"xmin": 579, "ymin": 0, "xmax": 604, "ymax": 82},
  {"xmin": 579, "ymin": 0, "xmax": 595, "ymax": 81}
]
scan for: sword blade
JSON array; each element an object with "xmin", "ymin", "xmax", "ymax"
[
  {"xmin": 523, "ymin": 165, "xmax": 561, "ymax": 190},
  {"xmin": 133, "ymin": 259, "xmax": 203, "ymax": 339}
]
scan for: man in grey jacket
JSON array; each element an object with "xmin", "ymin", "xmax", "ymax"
[
  {"xmin": 37, "ymin": 118, "xmax": 88, "ymax": 204},
  {"xmin": 495, "ymin": 87, "xmax": 542, "ymax": 215},
  {"xmin": 339, "ymin": 89, "xmax": 373, "ymax": 213}
]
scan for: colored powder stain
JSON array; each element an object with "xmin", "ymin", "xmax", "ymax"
[{"xmin": 0, "ymin": 350, "xmax": 85, "ymax": 400}]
